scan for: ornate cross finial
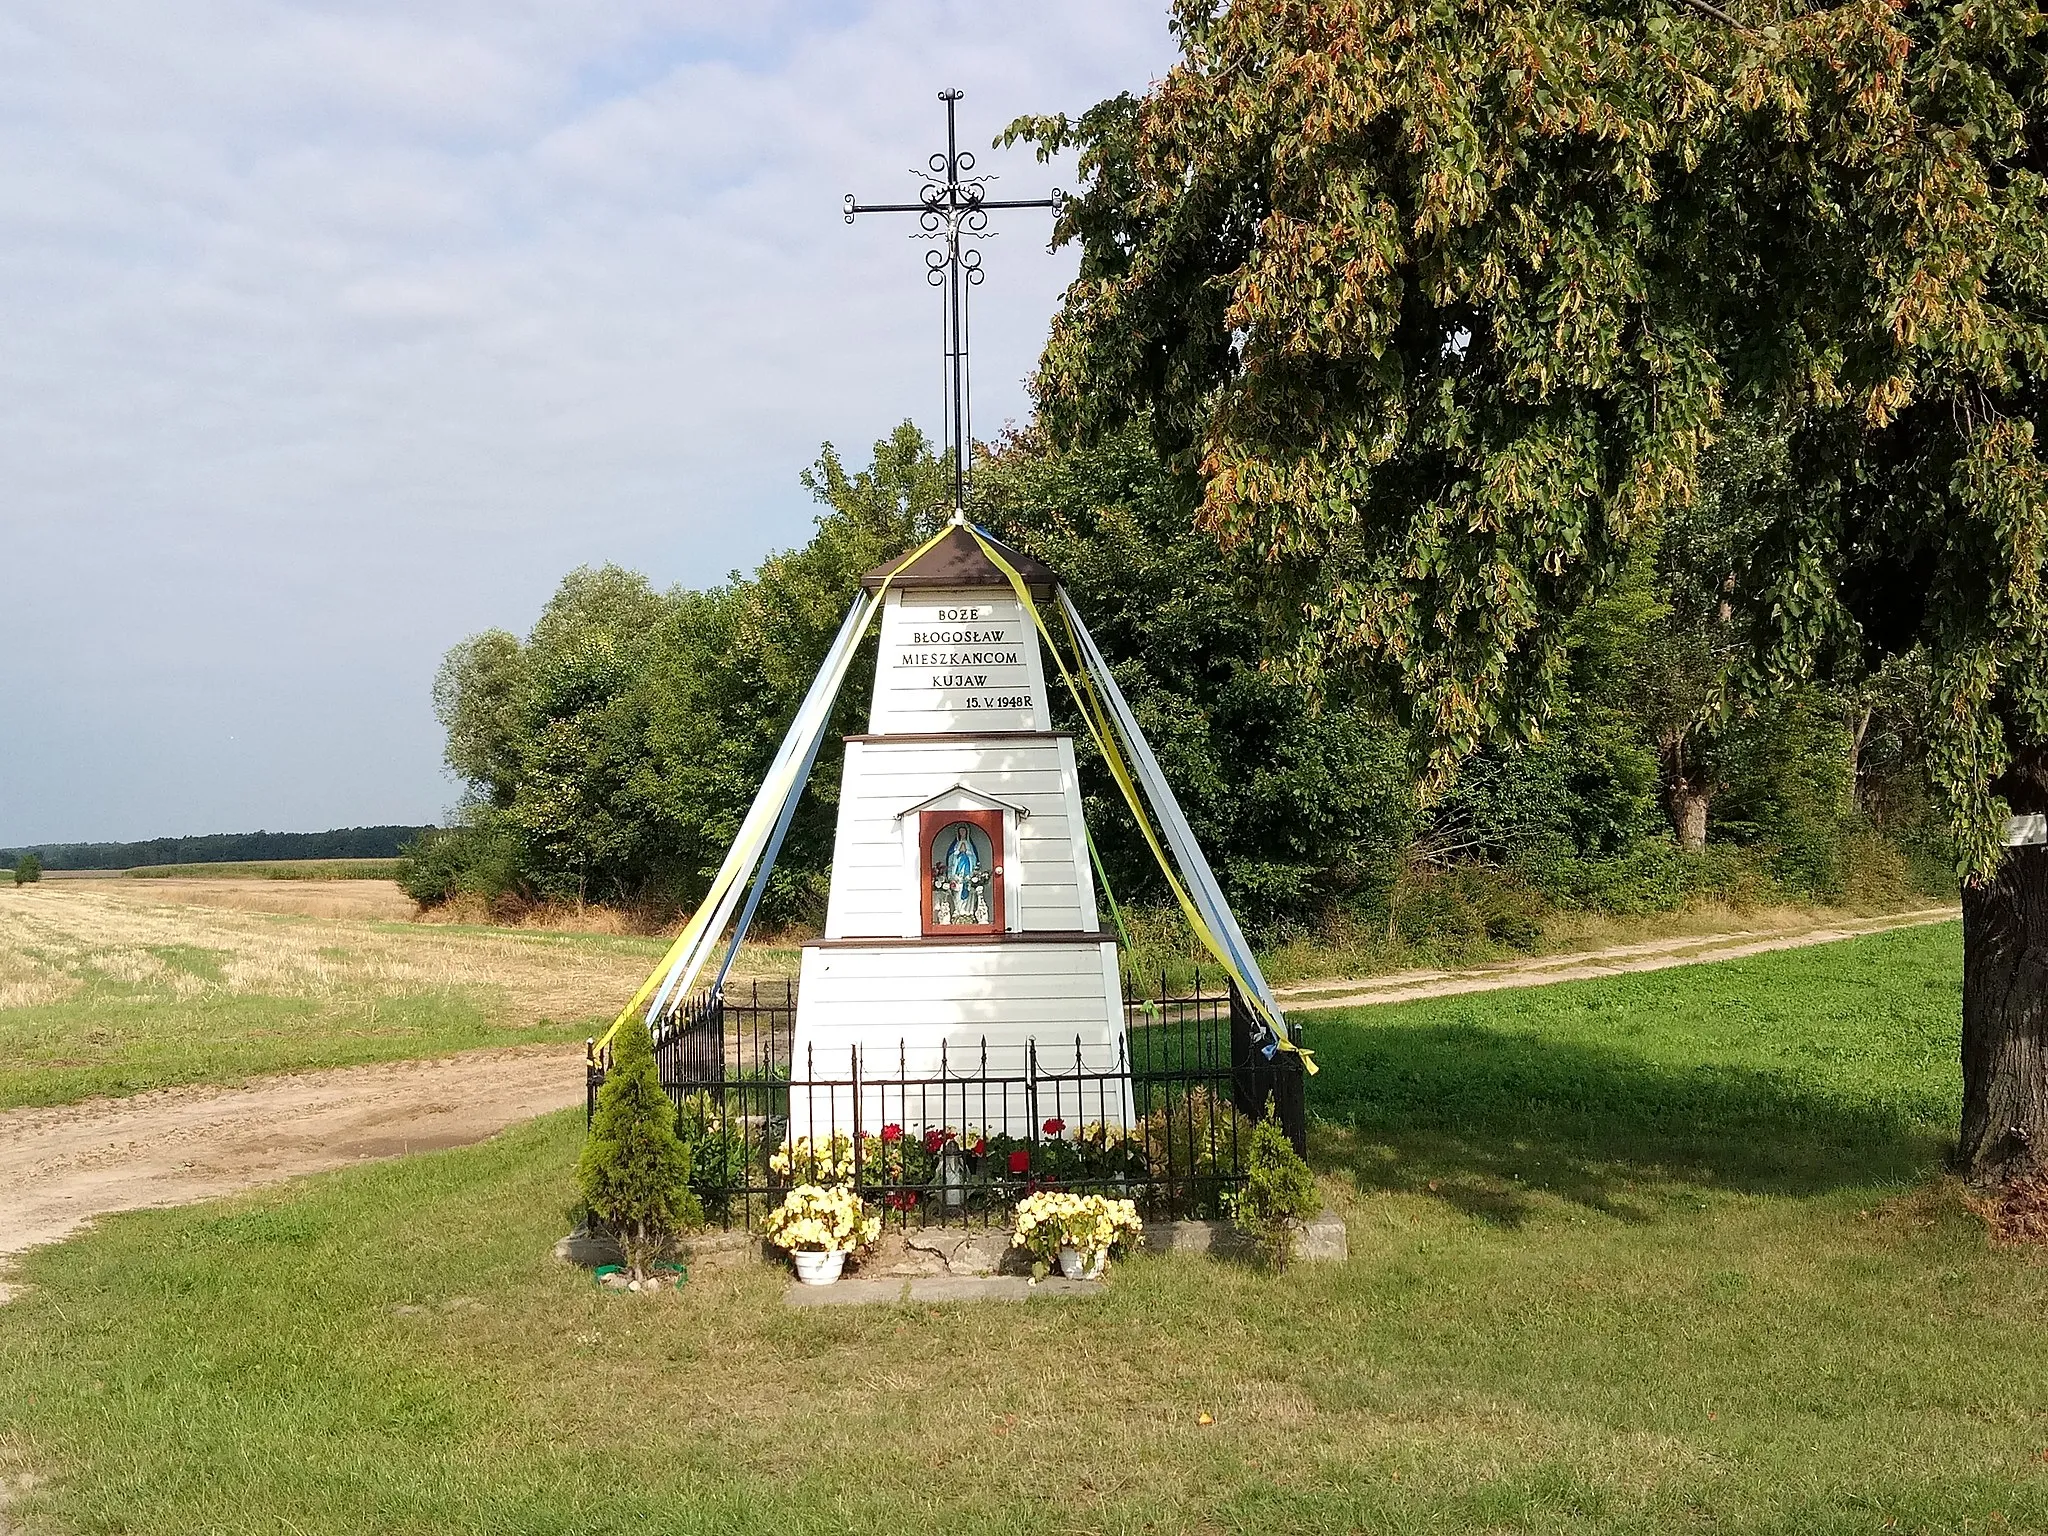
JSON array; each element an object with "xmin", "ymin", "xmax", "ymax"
[{"xmin": 845, "ymin": 90, "xmax": 1062, "ymax": 522}]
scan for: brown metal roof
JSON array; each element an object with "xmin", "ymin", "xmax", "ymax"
[{"xmin": 859, "ymin": 524, "xmax": 1058, "ymax": 595}]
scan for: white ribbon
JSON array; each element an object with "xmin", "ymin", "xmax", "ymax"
[{"xmin": 1056, "ymin": 588, "xmax": 1290, "ymax": 1038}]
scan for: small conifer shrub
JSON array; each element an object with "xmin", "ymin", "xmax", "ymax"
[
  {"xmin": 1231, "ymin": 1111, "xmax": 1319, "ymax": 1271},
  {"xmin": 13, "ymin": 853, "xmax": 42, "ymax": 885},
  {"xmin": 577, "ymin": 1017, "xmax": 701, "ymax": 1278}
]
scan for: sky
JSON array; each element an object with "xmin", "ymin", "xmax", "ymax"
[{"xmin": 0, "ymin": 2, "xmax": 1179, "ymax": 847}]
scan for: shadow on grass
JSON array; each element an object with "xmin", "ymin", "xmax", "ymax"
[{"xmin": 1304, "ymin": 1019, "xmax": 1955, "ymax": 1227}]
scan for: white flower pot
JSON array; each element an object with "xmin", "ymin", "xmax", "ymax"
[
  {"xmin": 1057, "ymin": 1245, "xmax": 1105, "ymax": 1281},
  {"xmin": 792, "ymin": 1249, "xmax": 847, "ymax": 1286}
]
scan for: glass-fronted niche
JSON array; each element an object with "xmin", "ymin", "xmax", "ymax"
[{"xmin": 920, "ymin": 808, "xmax": 1004, "ymax": 935}]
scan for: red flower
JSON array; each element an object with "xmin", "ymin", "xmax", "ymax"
[
  {"xmin": 880, "ymin": 1123, "xmax": 902, "ymax": 1143},
  {"xmin": 1042, "ymin": 1118, "xmax": 1065, "ymax": 1136},
  {"xmin": 924, "ymin": 1128, "xmax": 948, "ymax": 1154},
  {"xmin": 885, "ymin": 1190, "xmax": 918, "ymax": 1211},
  {"xmin": 1007, "ymin": 1149, "xmax": 1030, "ymax": 1174},
  {"xmin": 970, "ymin": 1138, "xmax": 987, "ymax": 1158}
]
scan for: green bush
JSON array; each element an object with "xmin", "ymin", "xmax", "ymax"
[
  {"xmin": 1230, "ymin": 1111, "xmax": 1320, "ymax": 1271},
  {"xmin": 577, "ymin": 1017, "xmax": 701, "ymax": 1278},
  {"xmin": 13, "ymin": 853, "xmax": 41, "ymax": 885},
  {"xmin": 1523, "ymin": 842, "xmax": 1770, "ymax": 916},
  {"xmin": 396, "ymin": 823, "xmax": 523, "ymax": 910},
  {"xmin": 1388, "ymin": 867, "xmax": 1553, "ymax": 953}
]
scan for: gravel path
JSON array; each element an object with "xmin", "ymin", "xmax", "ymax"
[
  {"xmin": 1274, "ymin": 906, "xmax": 1957, "ymax": 1012},
  {"xmin": 0, "ymin": 1043, "xmax": 585, "ymax": 1286}
]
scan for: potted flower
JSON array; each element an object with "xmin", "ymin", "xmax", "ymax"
[
  {"xmin": 762, "ymin": 1184, "xmax": 880, "ymax": 1285},
  {"xmin": 1011, "ymin": 1191, "xmax": 1143, "ymax": 1280}
]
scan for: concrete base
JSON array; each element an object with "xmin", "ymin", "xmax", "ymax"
[
  {"xmin": 556, "ymin": 1213, "xmax": 1348, "ymax": 1278},
  {"xmin": 900, "ymin": 1227, "xmax": 1017, "ymax": 1276},
  {"xmin": 785, "ymin": 1275, "xmax": 1104, "ymax": 1307}
]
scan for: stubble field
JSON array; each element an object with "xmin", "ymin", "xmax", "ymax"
[{"xmin": 0, "ymin": 879, "xmax": 794, "ymax": 1110}]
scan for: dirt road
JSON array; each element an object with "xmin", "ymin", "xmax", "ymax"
[
  {"xmin": 1273, "ymin": 906, "xmax": 1956, "ymax": 1012},
  {"xmin": 0, "ymin": 1044, "xmax": 585, "ymax": 1282},
  {"xmin": 0, "ymin": 906, "xmax": 1958, "ymax": 1294}
]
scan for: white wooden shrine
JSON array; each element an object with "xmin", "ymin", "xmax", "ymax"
[{"xmin": 787, "ymin": 527, "xmax": 1129, "ymax": 1133}]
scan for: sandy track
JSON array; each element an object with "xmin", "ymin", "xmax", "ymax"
[
  {"xmin": 1274, "ymin": 906, "xmax": 1957, "ymax": 1012},
  {"xmin": 0, "ymin": 1044, "xmax": 586, "ymax": 1280}
]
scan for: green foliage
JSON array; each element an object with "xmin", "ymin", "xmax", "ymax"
[
  {"xmin": 427, "ymin": 423, "xmax": 949, "ymax": 918},
  {"xmin": 396, "ymin": 824, "xmax": 526, "ymax": 910},
  {"xmin": 1389, "ymin": 867, "xmax": 1553, "ymax": 948},
  {"xmin": 1521, "ymin": 844, "xmax": 1771, "ymax": 918},
  {"xmin": 429, "ymin": 420, "xmax": 1948, "ymax": 940},
  {"xmin": 675, "ymin": 1092, "xmax": 757, "ymax": 1224},
  {"xmin": 979, "ymin": 424, "xmax": 1420, "ymax": 930},
  {"xmin": 1713, "ymin": 692, "xmax": 1860, "ymax": 897},
  {"xmin": 12, "ymin": 853, "xmax": 41, "ymax": 884},
  {"xmin": 576, "ymin": 1017, "xmax": 701, "ymax": 1277},
  {"xmin": 1014, "ymin": 0, "xmax": 2048, "ymax": 874},
  {"xmin": 1230, "ymin": 1111, "xmax": 1319, "ymax": 1271}
]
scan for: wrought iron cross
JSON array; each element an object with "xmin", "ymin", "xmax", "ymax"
[{"xmin": 844, "ymin": 89, "xmax": 1061, "ymax": 520}]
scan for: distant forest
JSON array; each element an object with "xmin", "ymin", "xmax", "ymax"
[{"xmin": 0, "ymin": 826, "xmax": 435, "ymax": 871}]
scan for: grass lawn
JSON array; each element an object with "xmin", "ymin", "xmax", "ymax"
[{"xmin": 8, "ymin": 921, "xmax": 2042, "ymax": 1534}]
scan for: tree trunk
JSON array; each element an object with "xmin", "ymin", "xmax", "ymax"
[
  {"xmin": 1958, "ymin": 747, "xmax": 2048, "ymax": 1185},
  {"xmin": 1848, "ymin": 705, "xmax": 1873, "ymax": 815},
  {"xmin": 1958, "ymin": 846, "xmax": 2048, "ymax": 1182},
  {"xmin": 1671, "ymin": 789, "xmax": 1710, "ymax": 853},
  {"xmin": 1660, "ymin": 732, "xmax": 1712, "ymax": 852}
]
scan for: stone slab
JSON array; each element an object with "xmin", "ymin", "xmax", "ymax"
[
  {"xmin": 1142, "ymin": 1214, "xmax": 1348, "ymax": 1262},
  {"xmin": 783, "ymin": 1274, "xmax": 1104, "ymax": 1307},
  {"xmin": 899, "ymin": 1227, "xmax": 1015, "ymax": 1276},
  {"xmin": 554, "ymin": 1225, "xmax": 766, "ymax": 1271}
]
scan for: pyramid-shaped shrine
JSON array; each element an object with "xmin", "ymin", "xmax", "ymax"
[
  {"xmin": 601, "ymin": 519, "xmax": 1302, "ymax": 1146},
  {"xmin": 787, "ymin": 527, "xmax": 1126, "ymax": 1131}
]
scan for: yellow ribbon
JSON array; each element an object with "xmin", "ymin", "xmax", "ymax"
[
  {"xmin": 962, "ymin": 527, "xmax": 1315, "ymax": 1076},
  {"xmin": 593, "ymin": 520, "xmax": 958, "ymax": 1058}
]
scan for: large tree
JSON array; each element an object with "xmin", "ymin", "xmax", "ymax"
[{"xmin": 1014, "ymin": 0, "xmax": 2048, "ymax": 1183}]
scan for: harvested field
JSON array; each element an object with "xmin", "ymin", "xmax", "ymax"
[
  {"xmin": 78, "ymin": 876, "xmax": 418, "ymax": 921},
  {"xmin": 0, "ymin": 880, "xmax": 795, "ymax": 1108}
]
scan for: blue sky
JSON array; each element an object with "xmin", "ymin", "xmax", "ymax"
[{"xmin": 0, "ymin": 2, "xmax": 1177, "ymax": 845}]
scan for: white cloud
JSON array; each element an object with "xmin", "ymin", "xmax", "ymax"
[{"xmin": 0, "ymin": 1, "xmax": 1175, "ymax": 843}]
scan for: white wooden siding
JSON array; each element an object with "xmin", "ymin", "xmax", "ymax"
[
  {"xmin": 823, "ymin": 739, "xmax": 1100, "ymax": 938},
  {"xmin": 794, "ymin": 577, "xmax": 1125, "ymax": 1136},
  {"xmin": 788, "ymin": 940, "xmax": 1131, "ymax": 1135}
]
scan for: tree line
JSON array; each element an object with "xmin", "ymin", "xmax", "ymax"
[
  {"xmin": 413, "ymin": 419, "xmax": 1950, "ymax": 939},
  {"xmin": 2, "ymin": 826, "xmax": 434, "ymax": 871}
]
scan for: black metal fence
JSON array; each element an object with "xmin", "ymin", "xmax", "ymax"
[{"xmin": 585, "ymin": 971, "xmax": 1306, "ymax": 1230}]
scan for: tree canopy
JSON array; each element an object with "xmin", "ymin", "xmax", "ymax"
[{"xmin": 1010, "ymin": 0, "xmax": 2048, "ymax": 871}]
